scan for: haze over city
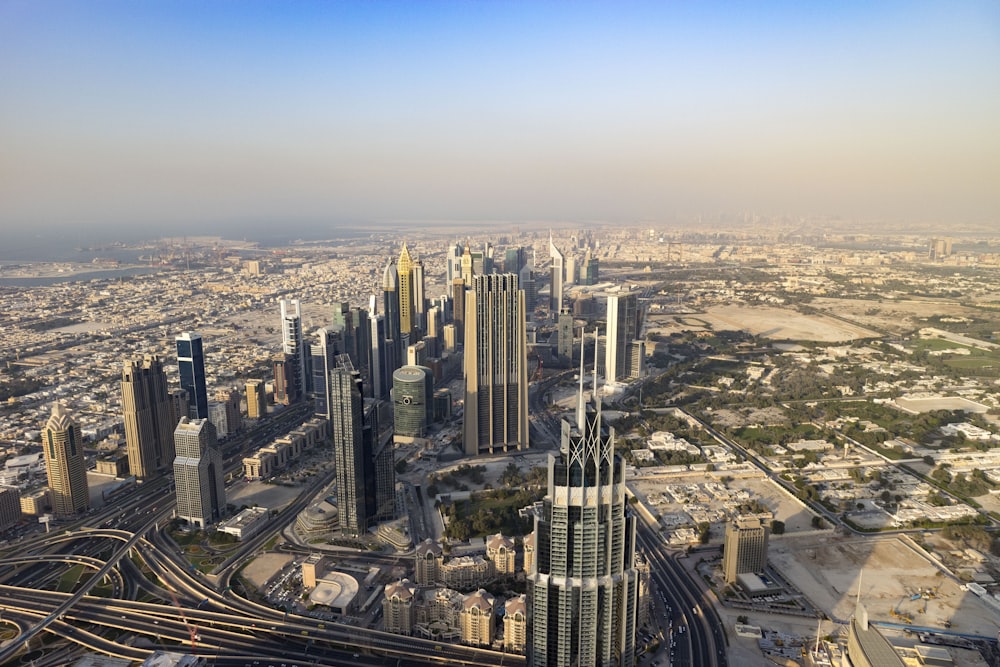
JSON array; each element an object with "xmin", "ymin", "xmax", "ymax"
[{"xmin": 2, "ymin": 0, "xmax": 999, "ymax": 241}]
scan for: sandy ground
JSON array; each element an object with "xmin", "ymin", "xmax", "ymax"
[
  {"xmin": 242, "ymin": 552, "xmax": 294, "ymax": 588},
  {"xmin": 699, "ymin": 304, "xmax": 880, "ymax": 342},
  {"xmin": 227, "ymin": 478, "xmax": 317, "ymax": 512},
  {"xmin": 768, "ymin": 533, "xmax": 1000, "ymax": 637},
  {"xmin": 808, "ymin": 297, "xmax": 977, "ymax": 335}
]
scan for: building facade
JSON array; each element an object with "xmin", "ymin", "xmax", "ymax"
[
  {"xmin": 528, "ymin": 365, "xmax": 639, "ymax": 667},
  {"xmin": 42, "ymin": 403, "xmax": 89, "ymax": 517},
  {"xmin": 173, "ymin": 417, "xmax": 225, "ymax": 528},
  {"xmin": 463, "ymin": 273, "xmax": 529, "ymax": 456},
  {"xmin": 460, "ymin": 589, "xmax": 496, "ymax": 647},
  {"xmin": 723, "ymin": 515, "xmax": 770, "ymax": 584},
  {"xmin": 121, "ymin": 354, "xmax": 176, "ymax": 480},
  {"xmin": 176, "ymin": 332, "xmax": 208, "ymax": 419},
  {"xmin": 280, "ymin": 299, "xmax": 308, "ymax": 396},
  {"xmin": 549, "ymin": 234, "xmax": 564, "ymax": 311},
  {"xmin": 393, "ymin": 365, "xmax": 434, "ymax": 438},
  {"xmin": 246, "ymin": 379, "xmax": 267, "ymax": 419},
  {"xmin": 605, "ymin": 288, "xmax": 642, "ymax": 382}
]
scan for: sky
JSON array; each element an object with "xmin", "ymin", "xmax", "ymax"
[{"xmin": 1, "ymin": 1, "xmax": 999, "ymax": 237}]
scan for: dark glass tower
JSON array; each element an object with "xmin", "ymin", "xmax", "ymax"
[
  {"xmin": 122, "ymin": 354, "xmax": 176, "ymax": 479},
  {"xmin": 176, "ymin": 332, "xmax": 208, "ymax": 419}
]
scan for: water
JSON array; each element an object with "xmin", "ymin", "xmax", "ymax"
[{"xmin": 0, "ymin": 266, "xmax": 169, "ymax": 287}]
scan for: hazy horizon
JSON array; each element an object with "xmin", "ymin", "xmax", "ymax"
[{"xmin": 2, "ymin": 1, "xmax": 999, "ymax": 235}]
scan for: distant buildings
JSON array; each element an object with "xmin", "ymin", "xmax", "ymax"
[
  {"xmin": 176, "ymin": 332, "xmax": 208, "ymax": 419},
  {"xmin": 173, "ymin": 417, "xmax": 225, "ymax": 528},
  {"xmin": 42, "ymin": 403, "xmax": 89, "ymax": 517},
  {"xmin": 463, "ymin": 273, "xmax": 529, "ymax": 456},
  {"xmin": 723, "ymin": 515, "xmax": 771, "ymax": 585},
  {"xmin": 121, "ymin": 355, "xmax": 175, "ymax": 480}
]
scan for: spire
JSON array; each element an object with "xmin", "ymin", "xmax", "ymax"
[
  {"xmin": 382, "ymin": 259, "xmax": 397, "ymax": 291},
  {"xmin": 592, "ymin": 327, "xmax": 600, "ymax": 411}
]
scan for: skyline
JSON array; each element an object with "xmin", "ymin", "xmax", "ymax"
[{"xmin": 2, "ymin": 1, "xmax": 999, "ymax": 236}]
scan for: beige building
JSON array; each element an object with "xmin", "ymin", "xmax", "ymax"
[
  {"xmin": 121, "ymin": 355, "xmax": 175, "ymax": 481},
  {"xmin": 382, "ymin": 579, "xmax": 417, "ymax": 635},
  {"xmin": 460, "ymin": 589, "xmax": 496, "ymax": 647},
  {"xmin": 440, "ymin": 554, "xmax": 495, "ymax": 591},
  {"xmin": 723, "ymin": 515, "xmax": 770, "ymax": 584},
  {"xmin": 302, "ymin": 553, "xmax": 326, "ymax": 589},
  {"xmin": 414, "ymin": 538, "xmax": 442, "ymax": 585},
  {"xmin": 523, "ymin": 531, "xmax": 535, "ymax": 575},
  {"xmin": 42, "ymin": 403, "xmax": 89, "ymax": 517},
  {"xmin": 486, "ymin": 533, "xmax": 515, "ymax": 575},
  {"xmin": 246, "ymin": 379, "xmax": 267, "ymax": 419},
  {"xmin": 19, "ymin": 488, "xmax": 49, "ymax": 516},
  {"xmin": 503, "ymin": 594, "xmax": 527, "ymax": 654}
]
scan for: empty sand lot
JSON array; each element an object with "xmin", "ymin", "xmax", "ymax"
[
  {"xmin": 699, "ymin": 305, "xmax": 880, "ymax": 342},
  {"xmin": 769, "ymin": 534, "xmax": 1000, "ymax": 636}
]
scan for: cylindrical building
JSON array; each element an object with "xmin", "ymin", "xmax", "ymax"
[{"xmin": 393, "ymin": 365, "xmax": 433, "ymax": 438}]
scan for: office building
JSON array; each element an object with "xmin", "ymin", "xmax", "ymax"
[
  {"xmin": 446, "ymin": 241, "xmax": 464, "ymax": 284},
  {"xmin": 246, "ymin": 379, "xmax": 267, "ymax": 419},
  {"xmin": 280, "ymin": 299, "xmax": 309, "ymax": 396},
  {"xmin": 393, "ymin": 365, "xmax": 434, "ymax": 438},
  {"xmin": 167, "ymin": 389, "xmax": 189, "ymax": 432},
  {"xmin": 412, "ymin": 258, "xmax": 426, "ymax": 333},
  {"xmin": 460, "ymin": 245, "xmax": 474, "ymax": 283},
  {"xmin": 605, "ymin": 288, "xmax": 642, "ymax": 382},
  {"xmin": 397, "ymin": 244, "xmax": 416, "ymax": 338},
  {"xmin": 520, "ymin": 266, "xmax": 538, "ymax": 313},
  {"xmin": 173, "ymin": 417, "xmax": 225, "ymax": 528},
  {"xmin": 565, "ymin": 254, "xmax": 577, "ymax": 286},
  {"xmin": 272, "ymin": 352, "xmax": 299, "ymax": 405},
  {"xmin": 581, "ymin": 248, "xmax": 599, "ymax": 285},
  {"xmin": 367, "ymin": 298, "xmax": 395, "ymax": 401},
  {"xmin": 528, "ymin": 345, "xmax": 638, "ymax": 667},
  {"xmin": 549, "ymin": 234, "xmax": 564, "ymax": 311},
  {"xmin": 42, "ymin": 403, "xmax": 89, "ymax": 517},
  {"xmin": 451, "ymin": 278, "xmax": 466, "ymax": 344},
  {"xmin": 331, "ymin": 355, "xmax": 394, "ymax": 534},
  {"xmin": 215, "ymin": 387, "xmax": 242, "ymax": 436},
  {"xmin": 383, "ymin": 260, "xmax": 403, "ymax": 369},
  {"xmin": 121, "ymin": 355, "xmax": 176, "ymax": 480},
  {"xmin": 176, "ymin": 332, "xmax": 208, "ymax": 419},
  {"xmin": 557, "ymin": 310, "xmax": 574, "ymax": 361},
  {"xmin": 463, "ymin": 273, "xmax": 529, "ymax": 456},
  {"xmin": 0, "ymin": 487, "xmax": 21, "ymax": 532},
  {"xmin": 311, "ymin": 327, "xmax": 340, "ymax": 422},
  {"xmin": 723, "ymin": 515, "xmax": 770, "ymax": 584}
]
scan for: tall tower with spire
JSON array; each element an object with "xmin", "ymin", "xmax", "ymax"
[
  {"xmin": 397, "ymin": 243, "xmax": 415, "ymax": 339},
  {"xmin": 527, "ymin": 331, "xmax": 639, "ymax": 667}
]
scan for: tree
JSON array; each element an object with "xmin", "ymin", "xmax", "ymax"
[{"xmin": 771, "ymin": 520, "xmax": 785, "ymax": 535}]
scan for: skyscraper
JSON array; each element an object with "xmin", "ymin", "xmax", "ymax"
[
  {"xmin": 463, "ymin": 273, "xmax": 529, "ymax": 456},
  {"xmin": 331, "ymin": 355, "xmax": 394, "ymax": 534},
  {"xmin": 272, "ymin": 352, "xmax": 299, "ymax": 405},
  {"xmin": 311, "ymin": 327, "xmax": 340, "ymax": 422},
  {"xmin": 121, "ymin": 354, "xmax": 175, "ymax": 480},
  {"xmin": 528, "ymin": 340, "xmax": 638, "ymax": 667},
  {"xmin": 723, "ymin": 515, "xmax": 770, "ymax": 584},
  {"xmin": 176, "ymin": 332, "xmax": 208, "ymax": 419},
  {"xmin": 245, "ymin": 379, "xmax": 267, "ymax": 419},
  {"xmin": 397, "ymin": 244, "xmax": 415, "ymax": 339},
  {"xmin": 557, "ymin": 309, "xmax": 574, "ymax": 362},
  {"xmin": 605, "ymin": 287, "xmax": 642, "ymax": 382},
  {"xmin": 549, "ymin": 234, "xmax": 564, "ymax": 311},
  {"xmin": 42, "ymin": 403, "xmax": 89, "ymax": 517},
  {"xmin": 393, "ymin": 365, "xmax": 434, "ymax": 438},
  {"xmin": 446, "ymin": 241, "xmax": 464, "ymax": 284},
  {"xmin": 412, "ymin": 257, "xmax": 426, "ymax": 333},
  {"xmin": 173, "ymin": 417, "xmax": 225, "ymax": 528},
  {"xmin": 280, "ymin": 298, "xmax": 309, "ymax": 396},
  {"xmin": 383, "ymin": 260, "xmax": 402, "ymax": 370},
  {"xmin": 367, "ymin": 295, "xmax": 395, "ymax": 401}
]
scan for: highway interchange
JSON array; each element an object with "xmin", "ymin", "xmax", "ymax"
[{"xmin": 0, "ymin": 385, "xmax": 729, "ymax": 666}]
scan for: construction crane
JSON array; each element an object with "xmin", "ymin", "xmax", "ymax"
[{"xmin": 166, "ymin": 587, "xmax": 200, "ymax": 652}]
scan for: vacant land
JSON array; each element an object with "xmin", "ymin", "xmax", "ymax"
[
  {"xmin": 699, "ymin": 305, "xmax": 880, "ymax": 342},
  {"xmin": 769, "ymin": 534, "xmax": 1000, "ymax": 636}
]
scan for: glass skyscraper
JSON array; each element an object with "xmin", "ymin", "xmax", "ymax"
[{"xmin": 176, "ymin": 332, "xmax": 208, "ymax": 419}]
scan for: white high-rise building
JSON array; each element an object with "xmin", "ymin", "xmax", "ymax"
[
  {"xmin": 280, "ymin": 299, "xmax": 308, "ymax": 397},
  {"xmin": 549, "ymin": 234, "xmax": 564, "ymax": 311},
  {"xmin": 173, "ymin": 417, "xmax": 225, "ymax": 528},
  {"xmin": 605, "ymin": 287, "xmax": 642, "ymax": 382}
]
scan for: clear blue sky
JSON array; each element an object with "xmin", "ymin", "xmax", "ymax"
[{"xmin": 2, "ymin": 1, "xmax": 998, "ymax": 234}]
